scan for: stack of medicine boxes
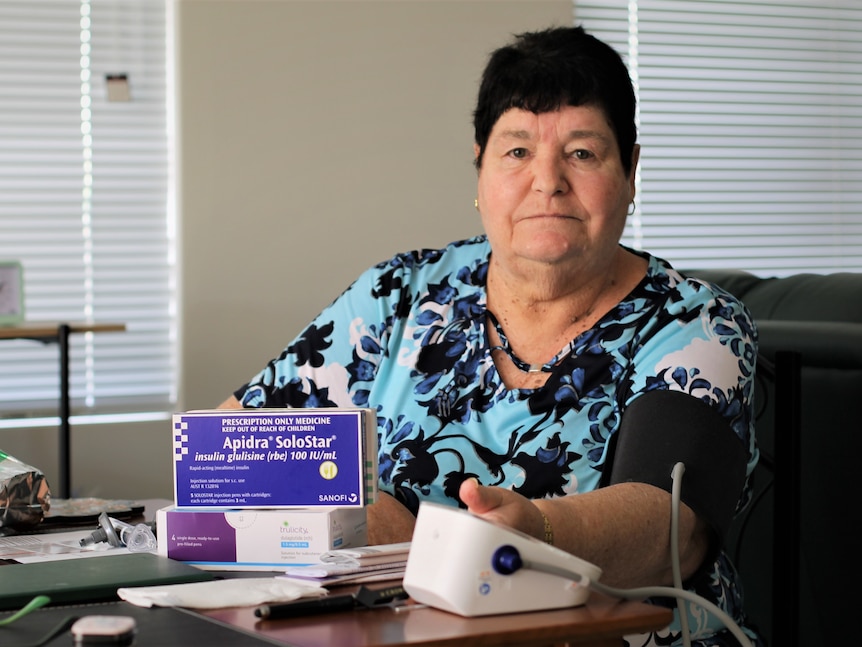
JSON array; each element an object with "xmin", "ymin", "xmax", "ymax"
[{"xmin": 157, "ymin": 408, "xmax": 376, "ymax": 571}]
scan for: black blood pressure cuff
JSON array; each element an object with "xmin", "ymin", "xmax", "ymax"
[{"xmin": 602, "ymin": 390, "xmax": 748, "ymax": 547}]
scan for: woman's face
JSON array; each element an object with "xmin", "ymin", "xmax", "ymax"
[{"xmin": 475, "ymin": 105, "xmax": 638, "ymax": 272}]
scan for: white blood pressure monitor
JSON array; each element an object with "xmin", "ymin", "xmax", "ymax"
[{"xmin": 403, "ymin": 502, "xmax": 602, "ymax": 617}]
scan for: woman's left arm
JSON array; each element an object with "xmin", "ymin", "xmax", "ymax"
[{"xmin": 459, "ymin": 477, "xmax": 709, "ymax": 589}]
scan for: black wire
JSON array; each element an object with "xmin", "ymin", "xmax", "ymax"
[
  {"xmin": 732, "ymin": 475, "xmax": 774, "ymax": 564},
  {"xmin": 732, "ymin": 352, "xmax": 777, "ymax": 564}
]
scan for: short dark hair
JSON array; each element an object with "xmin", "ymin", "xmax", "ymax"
[{"xmin": 472, "ymin": 25, "xmax": 637, "ymax": 175}]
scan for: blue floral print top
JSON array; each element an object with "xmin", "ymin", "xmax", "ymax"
[{"xmin": 236, "ymin": 235, "xmax": 763, "ymax": 646}]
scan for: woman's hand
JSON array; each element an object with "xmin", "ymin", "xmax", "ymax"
[{"xmin": 459, "ymin": 478, "xmax": 547, "ymax": 543}]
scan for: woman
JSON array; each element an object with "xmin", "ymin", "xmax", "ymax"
[{"xmin": 220, "ymin": 26, "xmax": 762, "ymax": 646}]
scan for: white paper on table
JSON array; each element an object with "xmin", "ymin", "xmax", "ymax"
[
  {"xmin": 0, "ymin": 529, "xmax": 124, "ymax": 563},
  {"xmin": 118, "ymin": 577, "xmax": 327, "ymax": 609}
]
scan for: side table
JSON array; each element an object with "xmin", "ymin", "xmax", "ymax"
[{"xmin": 0, "ymin": 321, "xmax": 126, "ymax": 497}]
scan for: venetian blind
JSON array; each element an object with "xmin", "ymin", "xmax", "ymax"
[
  {"xmin": 575, "ymin": 0, "xmax": 862, "ymax": 276},
  {"xmin": 0, "ymin": 0, "xmax": 175, "ymax": 418}
]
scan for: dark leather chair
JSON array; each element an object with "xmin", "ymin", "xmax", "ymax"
[{"xmin": 683, "ymin": 270, "xmax": 862, "ymax": 647}]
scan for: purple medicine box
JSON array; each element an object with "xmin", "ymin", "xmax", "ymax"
[{"xmin": 172, "ymin": 408, "xmax": 378, "ymax": 508}]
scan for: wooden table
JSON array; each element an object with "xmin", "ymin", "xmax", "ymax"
[
  {"xmin": 0, "ymin": 321, "xmax": 126, "ymax": 497},
  {"xmin": 201, "ymin": 590, "xmax": 672, "ymax": 647}
]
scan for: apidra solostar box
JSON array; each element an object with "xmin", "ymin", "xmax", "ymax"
[{"xmin": 172, "ymin": 408, "xmax": 378, "ymax": 508}]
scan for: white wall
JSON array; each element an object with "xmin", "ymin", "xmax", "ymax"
[{"xmin": 1, "ymin": 0, "xmax": 573, "ymax": 501}]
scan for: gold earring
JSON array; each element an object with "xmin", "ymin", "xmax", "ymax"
[{"xmin": 474, "ymin": 198, "xmax": 479, "ymax": 211}]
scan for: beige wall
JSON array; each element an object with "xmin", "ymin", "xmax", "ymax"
[
  {"xmin": 2, "ymin": 0, "xmax": 572, "ymax": 501},
  {"xmin": 177, "ymin": 0, "xmax": 572, "ymax": 411},
  {"xmin": 1, "ymin": 421, "xmax": 172, "ymax": 500}
]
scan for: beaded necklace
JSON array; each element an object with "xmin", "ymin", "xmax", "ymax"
[{"xmin": 486, "ymin": 309, "xmax": 578, "ymax": 374}]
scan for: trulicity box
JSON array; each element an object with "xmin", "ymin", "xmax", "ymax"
[{"xmin": 157, "ymin": 506, "xmax": 368, "ymax": 570}]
